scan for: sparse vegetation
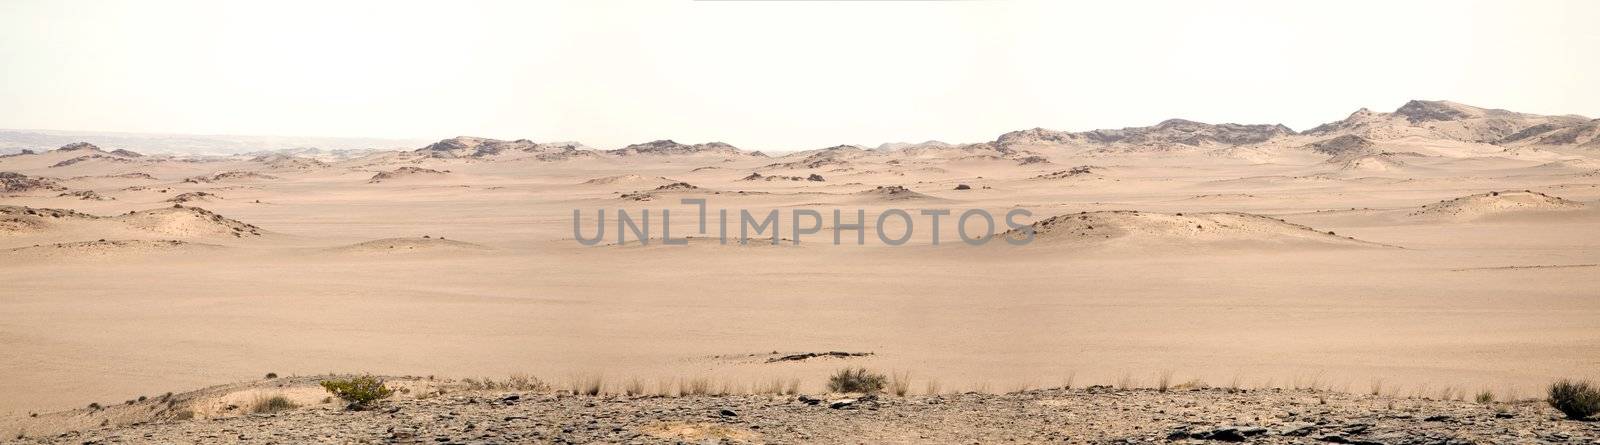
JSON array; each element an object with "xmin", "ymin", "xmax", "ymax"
[
  {"xmin": 505, "ymin": 373, "xmax": 548, "ymax": 391},
  {"xmin": 681, "ymin": 377, "xmax": 711, "ymax": 396},
  {"xmin": 827, "ymin": 368, "xmax": 887, "ymax": 393},
  {"xmin": 250, "ymin": 394, "xmax": 298, "ymax": 414},
  {"xmin": 264, "ymin": 372, "xmax": 278, "ymax": 379},
  {"xmin": 1116, "ymin": 373, "xmax": 1134, "ymax": 390},
  {"xmin": 319, "ymin": 375, "xmax": 394, "ymax": 409},
  {"xmin": 569, "ymin": 373, "xmax": 603, "ymax": 396},
  {"xmin": 1548, "ymin": 379, "xmax": 1600, "ymax": 420},
  {"xmin": 624, "ymin": 378, "xmax": 646, "ymax": 396},
  {"xmin": 1475, "ymin": 389, "xmax": 1495, "ymax": 404},
  {"xmin": 1156, "ymin": 371, "xmax": 1174, "ymax": 392},
  {"xmin": 462, "ymin": 374, "xmax": 549, "ymax": 391},
  {"xmin": 87, "ymin": 402, "xmax": 101, "ymax": 410},
  {"xmin": 755, "ymin": 378, "xmax": 800, "ymax": 396},
  {"xmin": 889, "ymin": 372, "xmax": 912, "ymax": 396}
]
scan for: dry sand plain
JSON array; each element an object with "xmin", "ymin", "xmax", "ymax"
[{"xmin": 1, "ymin": 101, "xmax": 1598, "ymax": 433}]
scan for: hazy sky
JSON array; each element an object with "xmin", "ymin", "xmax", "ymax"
[{"xmin": 2, "ymin": 0, "xmax": 1596, "ymax": 151}]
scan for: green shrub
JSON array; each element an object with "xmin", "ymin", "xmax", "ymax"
[
  {"xmin": 1549, "ymin": 379, "xmax": 1600, "ymax": 420},
  {"xmin": 826, "ymin": 368, "xmax": 887, "ymax": 393},
  {"xmin": 320, "ymin": 375, "xmax": 394, "ymax": 409}
]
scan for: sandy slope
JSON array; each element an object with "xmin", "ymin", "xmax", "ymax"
[{"xmin": 1, "ymin": 106, "xmax": 1598, "ymax": 427}]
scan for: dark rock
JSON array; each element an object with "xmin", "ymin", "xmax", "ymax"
[{"xmin": 1279, "ymin": 422, "xmax": 1316, "ymax": 436}]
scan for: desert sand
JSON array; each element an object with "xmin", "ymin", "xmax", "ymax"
[{"xmin": 1, "ymin": 100, "xmax": 1598, "ymax": 439}]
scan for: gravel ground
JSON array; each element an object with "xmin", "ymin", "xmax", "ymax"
[{"xmin": 9, "ymin": 386, "xmax": 1599, "ymax": 444}]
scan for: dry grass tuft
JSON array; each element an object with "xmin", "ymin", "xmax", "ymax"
[
  {"xmin": 681, "ymin": 377, "xmax": 712, "ymax": 396},
  {"xmin": 569, "ymin": 373, "xmax": 604, "ymax": 396},
  {"xmin": 249, "ymin": 394, "xmax": 298, "ymax": 414},
  {"xmin": 1475, "ymin": 389, "xmax": 1496, "ymax": 404},
  {"xmin": 889, "ymin": 372, "xmax": 912, "ymax": 397}
]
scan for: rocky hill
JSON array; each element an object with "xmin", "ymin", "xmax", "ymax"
[
  {"xmin": 605, "ymin": 139, "xmax": 755, "ymax": 157},
  {"xmin": 996, "ymin": 119, "xmax": 1295, "ymax": 152},
  {"xmin": 1304, "ymin": 100, "xmax": 1591, "ymax": 145},
  {"xmin": 415, "ymin": 137, "xmax": 595, "ymax": 160}
]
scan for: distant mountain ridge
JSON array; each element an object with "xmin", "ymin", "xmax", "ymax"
[
  {"xmin": 5, "ymin": 100, "xmax": 1594, "ymax": 160},
  {"xmin": 0, "ymin": 129, "xmax": 427, "ymax": 156}
]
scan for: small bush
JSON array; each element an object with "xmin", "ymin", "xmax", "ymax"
[
  {"xmin": 250, "ymin": 395, "xmax": 298, "ymax": 414},
  {"xmin": 1548, "ymin": 379, "xmax": 1600, "ymax": 420},
  {"xmin": 1475, "ymin": 389, "xmax": 1495, "ymax": 404},
  {"xmin": 87, "ymin": 402, "xmax": 101, "ymax": 410},
  {"xmin": 320, "ymin": 375, "xmax": 394, "ymax": 409},
  {"xmin": 264, "ymin": 372, "xmax": 278, "ymax": 379},
  {"xmin": 827, "ymin": 368, "xmax": 887, "ymax": 393}
]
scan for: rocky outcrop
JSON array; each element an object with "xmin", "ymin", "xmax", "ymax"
[
  {"xmin": 741, "ymin": 172, "xmax": 825, "ymax": 182},
  {"xmin": 605, "ymin": 140, "xmax": 750, "ymax": 157},
  {"xmin": 1, "ymin": 172, "xmax": 67, "ymax": 193},
  {"xmin": 54, "ymin": 142, "xmax": 103, "ymax": 152},
  {"xmin": 368, "ymin": 167, "xmax": 449, "ymax": 183},
  {"xmin": 1306, "ymin": 100, "xmax": 1590, "ymax": 145},
  {"xmin": 50, "ymin": 154, "xmax": 134, "ymax": 168},
  {"xmin": 183, "ymin": 171, "xmax": 278, "ymax": 183},
  {"xmin": 1498, "ymin": 119, "xmax": 1600, "ymax": 148},
  {"xmin": 1303, "ymin": 134, "xmax": 1376, "ymax": 156},
  {"xmin": 762, "ymin": 145, "xmax": 873, "ymax": 170},
  {"xmin": 996, "ymin": 120, "xmax": 1294, "ymax": 151},
  {"xmin": 416, "ymin": 137, "xmax": 596, "ymax": 160}
]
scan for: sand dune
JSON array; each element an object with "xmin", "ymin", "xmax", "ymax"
[
  {"xmin": 581, "ymin": 174, "xmax": 678, "ymax": 186},
  {"xmin": 183, "ymin": 171, "xmax": 278, "ymax": 183},
  {"xmin": 851, "ymin": 185, "xmax": 941, "ymax": 202},
  {"xmin": 368, "ymin": 167, "xmax": 450, "ymax": 183},
  {"xmin": 1334, "ymin": 153, "xmax": 1415, "ymax": 173},
  {"xmin": 330, "ymin": 236, "xmax": 489, "ymax": 254},
  {"xmin": 164, "ymin": 191, "xmax": 220, "ymax": 203},
  {"xmin": 116, "ymin": 206, "xmax": 265, "ymax": 238},
  {"xmin": 0, "ymin": 204, "xmax": 264, "ymax": 239},
  {"xmin": 2, "ymin": 239, "xmax": 222, "ymax": 260},
  {"xmin": 1408, "ymin": 190, "xmax": 1587, "ymax": 220},
  {"xmin": 1004, "ymin": 210, "xmax": 1388, "ymax": 249}
]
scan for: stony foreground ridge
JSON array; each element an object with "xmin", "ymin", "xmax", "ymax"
[{"xmin": 9, "ymin": 386, "xmax": 1597, "ymax": 444}]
